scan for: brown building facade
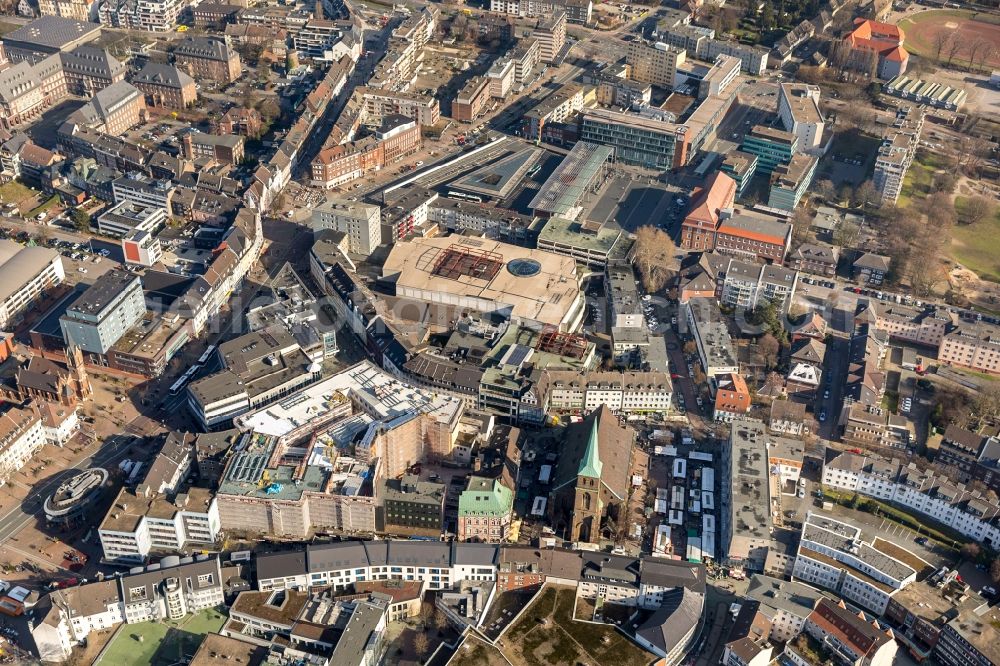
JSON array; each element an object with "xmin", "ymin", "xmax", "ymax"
[{"xmin": 173, "ymin": 36, "xmax": 242, "ymax": 84}]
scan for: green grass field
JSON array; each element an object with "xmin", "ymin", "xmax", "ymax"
[
  {"xmin": 501, "ymin": 585, "xmax": 651, "ymax": 666},
  {"xmin": 896, "ymin": 148, "xmax": 955, "ymax": 208},
  {"xmin": 950, "ymin": 196, "xmax": 1000, "ymax": 282},
  {"xmin": 96, "ymin": 608, "xmax": 227, "ymax": 666},
  {"xmin": 0, "ymin": 180, "xmax": 37, "ymax": 206}
]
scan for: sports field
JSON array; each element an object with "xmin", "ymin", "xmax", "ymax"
[
  {"xmin": 96, "ymin": 608, "xmax": 227, "ymax": 666},
  {"xmin": 899, "ymin": 9, "xmax": 1000, "ymax": 69}
]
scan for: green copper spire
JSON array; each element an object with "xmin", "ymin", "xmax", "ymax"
[{"xmin": 578, "ymin": 418, "xmax": 603, "ymax": 478}]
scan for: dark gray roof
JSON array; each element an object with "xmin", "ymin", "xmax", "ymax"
[
  {"xmin": 173, "ymin": 36, "xmax": 235, "ymax": 63},
  {"xmin": 121, "ymin": 556, "xmax": 222, "ymax": 605},
  {"xmin": 60, "ymin": 46, "xmax": 125, "ymax": 79},
  {"xmin": 256, "ymin": 550, "xmax": 307, "ymax": 581},
  {"xmin": 133, "ymin": 62, "xmax": 195, "ymax": 89},
  {"xmin": 72, "ymin": 81, "xmax": 141, "ymax": 125},
  {"xmin": 639, "ymin": 557, "xmax": 706, "ymax": 592},
  {"xmin": 634, "ymin": 587, "xmax": 704, "ymax": 654},
  {"xmin": 386, "ymin": 541, "xmax": 451, "ymax": 567},
  {"xmin": 0, "ymin": 62, "xmax": 38, "ymax": 104},
  {"xmin": 4, "ymin": 16, "xmax": 100, "ymax": 51},
  {"xmin": 451, "ymin": 543, "xmax": 499, "ymax": 567},
  {"xmin": 329, "ymin": 598, "xmax": 389, "ymax": 664},
  {"xmin": 307, "ymin": 541, "xmax": 370, "ymax": 573},
  {"xmin": 66, "ymin": 269, "xmax": 139, "ymax": 317}
]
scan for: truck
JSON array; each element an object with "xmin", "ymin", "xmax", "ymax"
[
  {"xmin": 539, "ymin": 465, "xmax": 552, "ymax": 484},
  {"xmin": 0, "ymin": 599, "xmax": 23, "ymax": 617}
]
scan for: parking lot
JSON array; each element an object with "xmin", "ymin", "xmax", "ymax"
[{"xmin": 585, "ymin": 175, "xmax": 686, "ymax": 234}]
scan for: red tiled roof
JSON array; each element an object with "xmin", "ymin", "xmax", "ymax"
[
  {"xmin": 883, "ymin": 46, "xmax": 909, "ymax": 62},
  {"xmin": 684, "ymin": 172, "xmax": 736, "ymax": 230}
]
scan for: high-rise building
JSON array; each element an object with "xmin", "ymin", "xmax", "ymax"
[
  {"xmin": 777, "ymin": 83, "xmax": 824, "ymax": 151},
  {"xmin": 59, "ymin": 270, "xmax": 145, "ymax": 354},
  {"xmin": 626, "ymin": 40, "xmax": 686, "ymax": 89},
  {"xmin": 311, "ymin": 198, "xmax": 382, "ymax": 257},
  {"xmin": 873, "ymin": 105, "xmax": 923, "ymax": 205}
]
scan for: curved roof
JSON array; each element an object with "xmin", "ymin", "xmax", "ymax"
[{"xmin": 0, "ymin": 240, "xmax": 60, "ymax": 305}]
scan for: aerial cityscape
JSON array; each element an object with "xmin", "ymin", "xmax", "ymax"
[{"xmin": 0, "ymin": 0, "xmax": 997, "ymax": 663}]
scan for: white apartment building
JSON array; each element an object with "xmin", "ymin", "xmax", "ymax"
[
  {"xmin": 358, "ymin": 88, "xmax": 441, "ymax": 126},
  {"xmin": 627, "ymin": 40, "xmax": 686, "ymax": 89},
  {"xmin": 0, "ymin": 241, "xmax": 65, "ymax": 330},
  {"xmin": 822, "ymin": 448, "xmax": 1000, "ymax": 546},
  {"xmin": 34, "ymin": 557, "xmax": 225, "ymax": 662},
  {"xmin": 121, "ymin": 557, "xmax": 224, "ymax": 623},
  {"xmin": 487, "ymin": 59, "xmax": 516, "ymax": 98},
  {"xmin": 98, "ymin": 487, "xmax": 221, "ymax": 563},
  {"xmin": 111, "ymin": 175, "xmax": 174, "ymax": 211},
  {"xmin": 97, "ymin": 200, "xmax": 167, "ymax": 237},
  {"xmin": 777, "ymin": 83, "xmax": 824, "ymax": 152},
  {"xmin": 100, "ymin": 0, "xmax": 184, "ymax": 31},
  {"xmin": 542, "ymin": 370, "xmax": 673, "ymax": 414},
  {"xmin": 33, "ymin": 579, "xmax": 123, "ymax": 662},
  {"xmin": 311, "ymin": 198, "xmax": 382, "ymax": 257},
  {"xmin": 0, "ymin": 406, "xmax": 46, "ymax": 484},
  {"xmin": 719, "ymin": 259, "xmax": 798, "ymax": 311},
  {"xmin": 873, "ymin": 106, "xmax": 923, "ymax": 205},
  {"xmin": 792, "ymin": 512, "xmax": 917, "ymax": 614}
]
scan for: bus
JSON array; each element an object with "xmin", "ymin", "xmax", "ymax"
[
  {"xmin": 446, "ymin": 190, "xmax": 483, "ymax": 203},
  {"xmin": 197, "ymin": 345, "xmax": 217, "ymax": 365}
]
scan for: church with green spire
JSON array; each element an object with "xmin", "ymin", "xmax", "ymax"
[{"xmin": 549, "ymin": 404, "xmax": 634, "ymax": 544}]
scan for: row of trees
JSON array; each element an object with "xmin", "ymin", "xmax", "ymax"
[{"xmin": 932, "ymin": 30, "xmax": 997, "ymax": 72}]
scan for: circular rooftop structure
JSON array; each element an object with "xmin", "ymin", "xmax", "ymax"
[
  {"xmin": 507, "ymin": 258, "xmax": 542, "ymax": 277},
  {"xmin": 44, "ymin": 467, "xmax": 109, "ymax": 523}
]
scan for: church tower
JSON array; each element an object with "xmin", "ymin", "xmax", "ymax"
[{"xmin": 66, "ymin": 345, "xmax": 93, "ymax": 402}]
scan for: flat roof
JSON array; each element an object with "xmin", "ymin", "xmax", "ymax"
[
  {"xmin": 529, "ymin": 142, "xmax": 613, "ymax": 217},
  {"xmin": 190, "ymin": 633, "xmax": 265, "ymax": 666},
  {"xmin": 0, "ymin": 240, "xmax": 60, "ymax": 306},
  {"xmin": 4, "ymin": 16, "xmax": 100, "ymax": 51},
  {"xmin": 66, "ymin": 270, "xmax": 139, "ymax": 317},
  {"xmin": 235, "ymin": 361, "xmax": 462, "ymax": 439},
  {"xmin": 727, "ymin": 420, "xmax": 774, "ymax": 554},
  {"xmin": 449, "ymin": 147, "xmax": 543, "ymax": 199},
  {"xmin": 780, "ymin": 83, "xmax": 823, "ymax": 125},
  {"xmin": 537, "ymin": 216, "xmax": 625, "ymax": 258},
  {"xmin": 381, "ymin": 236, "xmax": 582, "ymax": 329}
]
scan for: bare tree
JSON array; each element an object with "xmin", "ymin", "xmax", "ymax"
[
  {"xmin": 961, "ymin": 542, "xmax": 982, "ymax": 561},
  {"xmin": 971, "ymin": 384, "xmax": 1000, "ymax": 424},
  {"xmin": 854, "ymin": 180, "xmax": 878, "ymax": 209},
  {"xmin": 758, "ymin": 333, "xmax": 781, "ymax": 369},
  {"xmin": 813, "ymin": 179, "xmax": 836, "ymax": 201},
  {"xmin": 933, "ymin": 30, "xmax": 951, "ymax": 63},
  {"xmin": 946, "ymin": 34, "xmax": 965, "ymax": 67},
  {"xmin": 966, "ymin": 39, "xmax": 988, "ymax": 73},
  {"xmin": 833, "ymin": 220, "xmax": 861, "ymax": 248},
  {"xmin": 927, "ymin": 192, "xmax": 957, "ymax": 230},
  {"xmin": 413, "ymin": 633, "xmax": 431, "ymax": 656},
  {"xmin": 633, "ymin": 226, "xmax": 677, "ymax": 293},
  {"xmin": 962, "ymin": 196, "xmax": 997, "ymax": 226}
]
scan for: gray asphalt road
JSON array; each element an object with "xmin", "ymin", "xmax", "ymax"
[{"xmin": 0, "ymin": 433, "xmax": 136, "ymax": 544}]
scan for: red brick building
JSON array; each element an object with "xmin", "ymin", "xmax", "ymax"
[{"xmin": 680, "ymin": 171, "xmax": 736, "ymax": 252}]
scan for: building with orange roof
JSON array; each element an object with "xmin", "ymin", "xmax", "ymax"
[
  {"xmin": 843, "ymin": 18, "xmax": 909, "ymax": 80},
  {"xmin": 680, "ymin": 171, "xmax": 736, "ymax": 252},
  {"xmin": 714, "ymin": 210, "xmax": 793, "ymax": 264},
  {"xmin": 713, "ymin": 373, "xmax": 751, "ymax": 421}
]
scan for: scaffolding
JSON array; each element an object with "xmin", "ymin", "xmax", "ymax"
[
  {"xmin": 430, "ymin": 245, "xmax": 504, "ymax": 282},
  {"xmin": 535, "ymin": 324, "xmax": 589, "ymax": 359}
]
